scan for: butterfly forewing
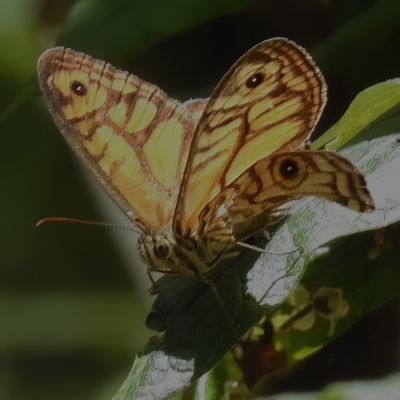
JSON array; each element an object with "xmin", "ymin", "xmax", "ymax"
[
  {"xmin": 174, "ymin": 38, "xmax": 327, "ymax": 239},
  {"xmin": 38, "ymin": 48, "xmax": 206, "ymax": 235}
]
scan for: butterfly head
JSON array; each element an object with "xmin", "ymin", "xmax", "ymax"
[
  {"xmin": 152, "ymin": 235, "xmax": 172, "ymax": 260},
  {"xmin": 139, "ymin": 231, "xmax": 185, "ymax": 274},
  {"xmin": 140, "ymin": 233, "xmax": 171, "ymax": 259}
]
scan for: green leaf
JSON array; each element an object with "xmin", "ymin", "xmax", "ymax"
[
  {"xmin": 270, "ymin": 225, "xmax": 400, "ymax": 367},
  {"xmin": 311, "ymin": 80, "xmax": 400, "ymax": 150},
  {"xmin": 115, "ymin": 255, "xmax": 266, "ymax": 400},
  {"xmin": 113, "ymin": 133, "xmax": 400, "ymax": 399}
]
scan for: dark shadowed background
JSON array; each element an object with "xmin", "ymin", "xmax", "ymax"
[{"xmin": 1, "ymin": 0, "xmax": 400, "ymax": 399}]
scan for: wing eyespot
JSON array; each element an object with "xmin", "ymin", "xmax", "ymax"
[
  {"xmin": 245, "ymin": 72, "xmax": 264, "ymax": 88},
  {"xmin": 279, "ymin": 159, "xmax": 300, "ymax": 178},
  {"xmin": 70, "ymin": 80, "xmax": 87, "ymax": 96}
]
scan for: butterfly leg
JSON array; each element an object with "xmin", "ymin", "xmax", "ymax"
[{"xmin": 198, "ymin": 275, "xmax": 240, "ymax": 340}]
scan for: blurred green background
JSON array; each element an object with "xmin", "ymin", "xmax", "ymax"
[{"xmin": 1, "ymin": 0, "xmax": 400, "ymax": 399}]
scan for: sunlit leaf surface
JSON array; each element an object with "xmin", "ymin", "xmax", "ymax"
[{"xmin": 114, "ymin": 133, "xmax": 400, "ymax": 399}]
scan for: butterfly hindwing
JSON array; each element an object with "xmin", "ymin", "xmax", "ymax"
[{"xmin": 196, "ymin": 150, "xmax": 375, "ymax": 262}]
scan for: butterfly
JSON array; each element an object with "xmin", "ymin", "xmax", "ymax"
[{"xmin": 37, "ymin": 38, "xmax": 374, "ymax": 279}]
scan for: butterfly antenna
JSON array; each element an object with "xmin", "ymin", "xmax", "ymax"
[{"xmin": 36, "ymin": 217, "xmax": 142, "ymax": 235}]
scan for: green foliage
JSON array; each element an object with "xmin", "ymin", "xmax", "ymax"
[{"xmin": 312, "ymin": 81, "xmax": 400, "ymax": 150}]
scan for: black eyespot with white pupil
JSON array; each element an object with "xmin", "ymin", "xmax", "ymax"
[
  {"xmin": 70, "ymin": 80, "xmax": 87, "ymax": 96},
  {"xmin": 246, "ymin": 73, "xmax": 264, "ymax": 88},
  {"xmin": 279, "ymin": 159, "xmax": 299, "ymax": 178},
  {"xmin": 153, "ymin": 240, "xmax": 170, "ymax": 259}
]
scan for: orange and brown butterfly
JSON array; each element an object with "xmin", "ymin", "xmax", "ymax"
[{"xmin": 37, "ymin": 38, "xmax": 374, "ymax": 278}]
